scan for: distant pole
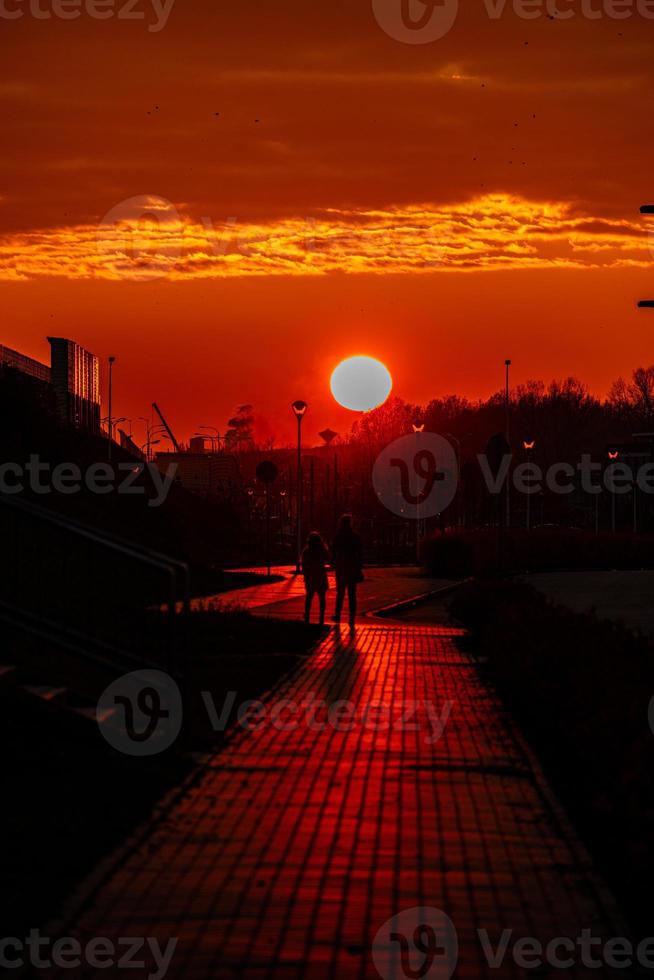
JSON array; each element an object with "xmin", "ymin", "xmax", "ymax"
[
  {"xmin": 637, "ymin": 206, "xmax": 654, "ymax": 307},
  {"xmin": 413, "ymin": 423, "xmax": 425, "ymax": 564},
  {"xmin": 291, "ymin": 401, "xmax": 308, "ymax": 573},
  {"xmin": 297, "ymin": 418, "xmax": 302, "ymax": 571},
  {"xmin": 595, "ymin": 493, "xmax": 600, "ymax": 536},
  {"xmin": 108, "ymin": 356, "xmax": 116, "ymax": 461},
  {"xmin": 524, "ymin": 441, "xmax": 535, "ymax": 531},
  {"xmin": 265, "ymin": 483, "xmax": 272, "ymax": 577},
  {"xmin": 608, "ymin": 450, "xmax": 618, "ymax": 533},
  {"xmin": 310, "ymin": 456, "xmax": 315, "ymax": 528},
  {"xmin": 505, "ymin": 359, "xmax": 511, "ymax": 528}
]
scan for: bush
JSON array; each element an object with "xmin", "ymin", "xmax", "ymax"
[{"xmin": 423, "ymin": 526, "xmax": 654, "ymax": 578}]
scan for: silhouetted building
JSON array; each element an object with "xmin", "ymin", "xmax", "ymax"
[
  {"xmin": 1, "ymin": 337, "xmax": 101, "ymax": 433},
  {"xmin": 155, "ymin": 450, "xmax": 241, "ymax": 500},
  {"xmin": 0, "ymin": 344, "xmax": 51, "ymax": 384},
  {"xmin": 47, "ymin": 337, "xmax": 101, "ymax": 432}
]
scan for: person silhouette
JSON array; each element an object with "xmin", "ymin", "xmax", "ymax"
[
  {"xmin": 301, "ymin": 531, "xmax": 329, "ymax": 625},
  {"xmin": 331, "ymin": 514, "xmax": 363, "ymax": 629}
]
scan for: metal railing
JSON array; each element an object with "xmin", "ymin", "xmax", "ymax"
[{"xmin": 0, "ymin": 494, "xmax": 190, "ymax": 684}]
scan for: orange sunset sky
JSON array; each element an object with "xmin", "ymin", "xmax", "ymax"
[{"xmin": 2, "ymin": 0, "xmax": 654, "ymax": 444}]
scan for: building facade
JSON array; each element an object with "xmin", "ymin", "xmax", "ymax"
[{"xmin": 47, "ymin": 337, "xmax": 101, "ymax": 432}]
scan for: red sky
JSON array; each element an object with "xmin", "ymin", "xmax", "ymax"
[{"xmin": 2, "ymin": 1, "xmax": 654, "ymax": 445}]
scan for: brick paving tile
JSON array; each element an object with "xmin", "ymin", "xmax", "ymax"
[{"xmin": 37, "ymin": 615, "xmax": 628, "ymax": 980}]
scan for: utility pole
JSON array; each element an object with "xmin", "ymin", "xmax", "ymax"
[
  {"xmin": 291, "ymin": 401, "xmax": 308, "ymax": 573},
  {"xmin": 505, "ymin": 359, "xmax": 511, "ymax": 528},
  {"xmin": 108, "ymin": 356, "xmax": 116, "ymax": 461}
]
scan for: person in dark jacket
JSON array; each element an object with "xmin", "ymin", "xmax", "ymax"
[
  {"xmin": 301, "ymin": 531, "xmax": 329, "ymax": 625},
  {"xmin": 331, "ymin": 514, "xmax": 363, "ymax": 628}
]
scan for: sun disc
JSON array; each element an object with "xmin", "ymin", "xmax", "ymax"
[{"xmin": 330, "ymin": 356, "xmax": 393, "ymax": 412}]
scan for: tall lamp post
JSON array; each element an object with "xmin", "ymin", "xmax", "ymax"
[
  {"xmin": 292, "ymin": 400, "xmax": 308, "ymax": 573},
  {"xmin": 107, "ymin": 356, "xmax": 116, "ymax": 461},
  {"xmin": 413, "ymin": 423, "xmax": 425, "ymax": 563},
  {"xmin": 637, "ymin": 205, "xmax": 654, "ymax": 306},
  {"xmin": 608, "ymin": 450, "xmax": 619, "ymax": 533},
  {"xmin": 523, "ymin": 441, "xmax": 535, "ymax": 531},
  {"xmin": 505, "ymin": 359, "xmax": 512, "ymax": 527}
]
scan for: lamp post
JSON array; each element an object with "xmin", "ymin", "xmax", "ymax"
[
  {"xmin": 141, "ymin": 438, "xmax": 160, "ymax": 456},
  {"xmin": 108, "ymin": 356, "xmax": 116, "ymax": 461},
  {"xmin": 199, "ymin": 425, "xmax": 223, "ymax": 451},
  {"xmin": 638, "ymin": 206, "xmax": 654, "ymax": 307},
  {"xmin": 608, "ymin": 450, "xmax": 619, "ymax": 533},
  {"xmin": 505, "ymin": 359, "xmax": 512, "ymax": 528},
  {"xmin": 138, "ymin": 419, "xmax": 168, "ymax": 461},
  {"xmin": 292, "ymin": 400, "xmax": 308, "ymax": 573},
  {"xmin": 523, "ymin": 441, "xmax": 535, "ymax": 531},
  {"xmin": 413, "ymin": 423, "xmax": 425, "ymax": 563}
]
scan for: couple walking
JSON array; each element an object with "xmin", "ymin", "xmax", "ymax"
[{"xmin": 301, "ymin": 514, "xmax": 363, "ymax": 628}]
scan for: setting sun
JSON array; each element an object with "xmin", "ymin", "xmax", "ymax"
[{"xmin": 330, "ymin": 356, "xmax": 393, "ymax": 413}]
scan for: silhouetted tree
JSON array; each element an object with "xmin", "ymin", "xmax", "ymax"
[{"xmin": 225, "ymin": 404, "xmax": 255, "ymax": 451}]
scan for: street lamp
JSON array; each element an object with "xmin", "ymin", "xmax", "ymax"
[
  {"xmin": 608, "ymin": 450, "xmax": 619, "ymax": 533},
  {"xmin": 637, "ymin": 205, "xmax": 654, "ymax": 305},
  {"xmin": 138, "ymin": 418, "xmax": 168, "ymax": 460},
  {"xmin": 292, "ymin": 400, "xmax": 308, "ymax": 573},
  {"xmin": 413, "ymin": 423, "xmax": 424, "ymax": 563},
  {"xmin": 199, "ymin": 425, "xmax": 223, "ymax": 451},
  {"xmin": 523, "ymin": 440, "xmax": 535, "ymax": 531},
  {"xmin": 108, "ymin": 356, "xmax": 116, "ymax": 461},
  {"xmin": 505, "ymin": 359, "xmax": 512, "ymax": 528}
]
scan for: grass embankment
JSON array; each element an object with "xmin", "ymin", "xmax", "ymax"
[{"xmin": 449, "ymin": 578, "xmax": 654, "ymax": 933}]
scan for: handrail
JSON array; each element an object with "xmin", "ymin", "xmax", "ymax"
[{"xmin": 0, "ymin": 493, "xmax": 190, "ymax": 681}]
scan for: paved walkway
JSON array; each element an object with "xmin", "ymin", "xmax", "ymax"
[
  {"xmin": 193, "ymin": 566, "xmax": 455, "ymax": 620},
  {"xmin": 44, "ymin": 573, "xmax": 625, "ymax": 979}
]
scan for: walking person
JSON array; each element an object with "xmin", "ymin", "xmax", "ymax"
[
  {"xmin": 331, "ymin": 514, "xmax": 363, "ymax": 629},
  {"xmin": 301, "ymin": 531, "xmax": 329, "ymax": 625}
]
